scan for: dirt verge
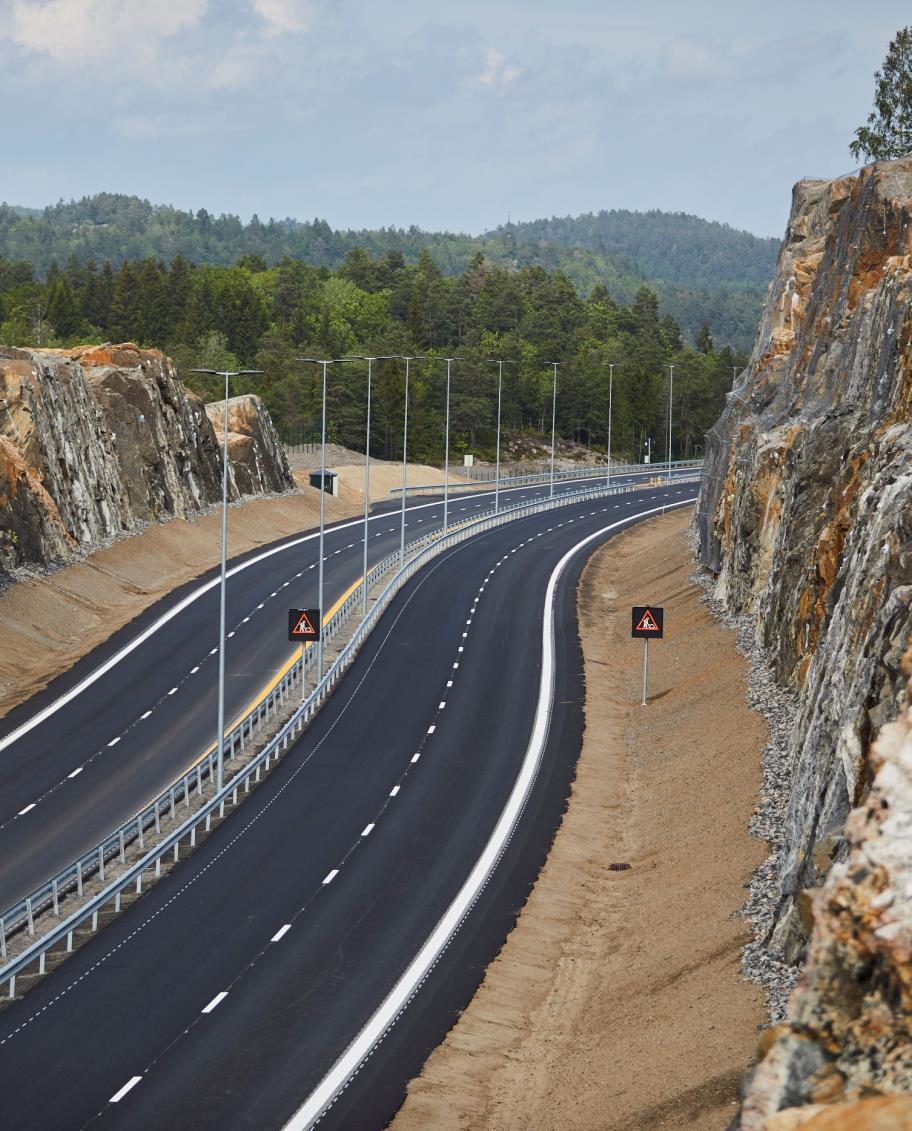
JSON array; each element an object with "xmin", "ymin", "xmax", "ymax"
[{"xmin": 392, "ymin": 509, "xmax": 767, "ymax": 1130}]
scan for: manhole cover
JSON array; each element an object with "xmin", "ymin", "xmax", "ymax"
[{"xmin": 608, "ymin": 862, "xmax": 631, "ymax": 872}]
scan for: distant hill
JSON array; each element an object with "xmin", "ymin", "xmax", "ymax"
[{"xmin": 0, "ymin": 194, "xmax": 779, "ymax": 349}]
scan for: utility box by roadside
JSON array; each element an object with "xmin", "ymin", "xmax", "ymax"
[
  {"xmin": 463, "ymin": 454, "xmax": 475, "ymax": 467},
  {"xmin": 309, "ymin": 470, "xmax": 339, "ymax": 496}
]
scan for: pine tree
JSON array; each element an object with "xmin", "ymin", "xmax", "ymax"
[{"xmin": 851, "ymin": 27, "xmax": 912, "ymax": 161}]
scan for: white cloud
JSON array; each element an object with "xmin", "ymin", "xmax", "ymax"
[
  {"xmin": 4, "ymin": 0, "xmax": 208, "ymax": 63},
  {"xmin": 251, "ymin": 0, "xmax": 310, "ymax": 38},
  {"xmin": 477, "ymin": 47, "xmax": 521, "ymax": 90}
]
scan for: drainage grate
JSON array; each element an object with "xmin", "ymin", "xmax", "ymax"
[{"xmin": 608, "ymin": 863, "xmax": 631, "ymax": 872}]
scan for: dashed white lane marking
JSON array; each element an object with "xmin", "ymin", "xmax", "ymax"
[
  {"xmin": 361, "ymin": 823, "xmax": 375, "ymax": 837},
  {"xmin": 110, "ymin": 1076, "xmax": 142, "ymax": 1103},
  {"xmin": 438, "ymin": 701, "xmax": 446, "ymax": 709},
  {"xmin": 458, "ymin": 646, "xmax": 464, "ymax": 653},
  {"xmin": 107, "ymin": 736, "xmax": 122, "ymax": 746},
  {"xmin": 201, "ymin": 991, "xmax": 228, "ymax": 1014},
  {"xmin": 270, "ymin": 591, "xmax": 278, "ymax": 597},
  {"xmin": 242, "ymin": 618, "xmax": 250, "ymax": 624},
  {"xmin": 189, "ymin": 667, "xmax": 199, "ymax": 675},
  {"xmin": 453, "ymin": 662, "xmax": 459, "ymax": 669},
  {"xmin": 446, "ymin": 680, "xmax": 453, "ymax": 688},
  {"xmin": 427, "ymin": 725, "xmax": 436, "ymax": 734},
  {"xmin": 389, "ymin": 786, "xmax": 400, "ymax": 797},
  {"xmin": 227, "ymin": 632, "xmax": 235, "ymax": 639},
  {"xmin": 140, "ymin": 709, "xmax": 152, "ymax": 719},
  {"xmin": 257, "ymin": 603, "xmax": 265, "ymax": 609},
  {"xmin": 68, "ymin": 767, "xmax": 83, "ymax": 779},
  {"xmin": 167, "ymin": 688, "xmax": 178, "ymax": 696},
  {"xmin": 282, "ymin": 582, "xmax": 290, "ymax": 588},
  {"xmin": 411, "ymin": 752, "xmax": 421, "ymax": 763},
  {"xmin": 17, "ymin": 803, "xmax": 35, "ymax": 815},
  {"xmin": 322, "ymin": 869, "xmax": 339, "ymax": 886},
  {"xmin": 209, "ymin": 648, "xmax": 218, "ymax": 656},
  {"xmin": 271, "ymin": 924, "xmax": 292, "ymax": 942}
]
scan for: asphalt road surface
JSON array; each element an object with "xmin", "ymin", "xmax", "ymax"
[
  {"xmin": 0, "ymin": 476, "xmax": 696, "ymax": 1130},
  {"xmin": 0, "ymin": 469, "xmax": 686, "ymax": 912}
]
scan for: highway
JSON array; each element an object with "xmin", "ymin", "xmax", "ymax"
[
  {"xmin": 0, "ymin": 467, "xmax": 684, "ymax": 913},
  {"xmin": 0, "ymin": 475, "xmax": 697, "ymax": 1130}
]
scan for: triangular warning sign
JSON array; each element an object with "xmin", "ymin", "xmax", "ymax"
[
  {"xmin": 292, "ymin": 610, "xmax": 317, "ymax": 636},
  {"xmin": 635, "ymin": 610, "xmax": 659, "ymax": 633}
]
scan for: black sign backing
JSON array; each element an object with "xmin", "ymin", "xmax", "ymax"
[
  {"xmin": 631, "ymin": 605, "xmax": 664, "ymax": 639},
  {"xmin": 288, "ymin": 608, "xmax": 321, "ymax": 642}
]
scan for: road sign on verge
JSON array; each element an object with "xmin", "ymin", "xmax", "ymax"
[
  {"xmin": 631, "ymin": 605, "xmax": 664, "ymax": 639},
  {"xmin": 288, "ymin": 608, "xmax": 321, "ymax": 642}
]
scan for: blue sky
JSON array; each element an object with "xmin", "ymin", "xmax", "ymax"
[{"xmin": 0, "ymin": 0, "xmax": 907, "ymax": 237}]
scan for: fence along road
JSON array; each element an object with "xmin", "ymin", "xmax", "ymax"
[
  {"xmin": 0, "ymin": 478, "xmax": 697, "ymax": 1130},
  {"xmin": 0, "ymin": 463, "xmax": 693, "ymax": 919}
]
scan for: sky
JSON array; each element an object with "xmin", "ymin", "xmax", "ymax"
[{"xmin": 0, "ymin": 0, "xmax": 907, "ymax": 239}]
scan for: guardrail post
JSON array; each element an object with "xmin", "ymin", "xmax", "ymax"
[
  {"xmin": 155, "ymin": 804, "xmax": 161, "ymax": 836},
  {"xmin": 196, "ymin": 765, "xmax": 203, "ymax": 797},
  {"xmin": 66, "ymin": 929, "xmax": 73, "ymax": 953},
  {"xmin": 98, "ymin": 847, "xmax": 105, "ymax": 883},
  {"xmin": 137, "ymin": 814, "xmax": 144, "ymax": 851},
  {"xmin": 9, "ymin": 974, "xmax": 15, "ymax": 999},
  {"xmin": 119, "ymin": 830, "xmax": 126, "ymax": 865},
  {"xmin": 0, "ymin": 917, "xmax": 6, "ymax": 960},
  {"xmin": 91, "ymin": 910, "xmax": 98, "ymax": 932},
  {"xmin": 170, "ymin": 787, "xmax": 176, "ymax": 822},
  {"xmin": 52, "ymin": 878, "xmax": 59, "ymax": 917},
  {"xmin": 77, "ymin": 859, "xmax": 84, "ymax": 898}
]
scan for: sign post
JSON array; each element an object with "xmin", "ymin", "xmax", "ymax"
[
  {"xmin": 289, "ymin": 608, "xmax": 321, "ymax": 700},
  {"xmin": 631, "ymin": 605, "xmax": 664, "ymax": 706}
]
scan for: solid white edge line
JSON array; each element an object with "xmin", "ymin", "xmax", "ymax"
[
  {"xmin": 0, "ymin": 469, "xmax": 679, "ymax": 754},
  {"xmin": 110, "ymin": 1075, "xmax": 143, "ymax": 1103},
  {"xmin": 272, "ymin": 924, "xmax": 292, "ymax": 942},
  {"xmin": 202, "ymin": 991, "xmax": 228, "ymax": 1014},
  {"xmin": 283, "ymin": 495, "xmax": 695, "ymax": 1130}
]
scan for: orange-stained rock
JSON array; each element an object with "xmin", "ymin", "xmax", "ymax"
[{"xmin": 760, "ymin": 1096, "xmax": 912, "ymax": 1130}]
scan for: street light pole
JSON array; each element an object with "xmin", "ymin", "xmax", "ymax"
[
  {"xmin": 295, "ymin": 357, "xmax": 360, "ymax": 684},
  {"xmin": 549, "ymin": 362, "xmax": 559, "ymax": 499},
  {"xmin": 666, "ymin": 364, "xmax": 675, "ymax": 483},
  {"xmin": 443, "ymin": 357, "xmax": 453, "ymax": 533},
  {"xmin": 361, "ymin": 356, "xmax": 374, "ymax": 616},
  {"xmin": 400, "ymin": 356, "xmax": 410, "ymax": 568},
  {"xmin": 189, "ymin": 366, "xmax": 263, "ymax": 792},
  {"xmin": 606, "ymin": 363, "xmax": 615, "ymax": 488},
  {"xmin": 495, "ymin": 360, "xmax": 504, "ymax": 514}
]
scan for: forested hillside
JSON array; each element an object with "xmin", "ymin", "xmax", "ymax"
[
  {"xmin": 0, "ymin": 248, "xmax": 745, "ymax": 467},
  {"xmin": 0, "ymin": 195, "xmax": 777, "ymax": 350}
]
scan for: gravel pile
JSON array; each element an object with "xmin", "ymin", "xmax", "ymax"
[{"xmin": 686, "ymin": 532, "xmax": 800, "ymax": 1021}]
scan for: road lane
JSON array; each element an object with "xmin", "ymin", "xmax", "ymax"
[{"xmin": 0, "ymin": 481, "xmax": 697, "ymax": 1130}]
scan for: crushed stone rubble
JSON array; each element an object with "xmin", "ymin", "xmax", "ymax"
[{"xmin": 687, "ymin": 535, "xmax": 800, "ymax": 1021}]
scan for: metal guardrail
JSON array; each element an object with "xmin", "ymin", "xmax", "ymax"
[
  {"xmin": 390, "ymin": 459, "xmax": 704, "ymax": 496},
  {"xmin": 0, "ymin": 472, "xmax": 702, "ymax": 998}
]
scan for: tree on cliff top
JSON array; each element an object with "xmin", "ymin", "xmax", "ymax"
[{"xmin": 851, "ymin": 27, "xmax": 912, "ymax": 162}]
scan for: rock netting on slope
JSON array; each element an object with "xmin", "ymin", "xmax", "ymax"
[
  {"xmin": 695, "ymin": 157, "xmax": 912, "ymax": 1123},
  {"xmin": 0, "ymin": 344, "xmax": 293, "ymax": 575},
  {"xmin": 743, "ymin": 656, "xmax": 912, "ymax": 1128}
]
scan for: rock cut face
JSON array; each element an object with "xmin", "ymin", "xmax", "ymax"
[
  {"xmin": 0, "ymin": 344, "xmax": 293, "ymax": 575},
  {"xmin": 698, "ymin": 159, "xmax": 912, "ymax": 1122}
]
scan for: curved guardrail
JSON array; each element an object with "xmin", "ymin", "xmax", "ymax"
[
  {"xmin": 0, "ymin": 472, "xmax": 701, "ymax": 997},
  {"xmin": 390, "ymin": 459, "xmax": 704, "ymax": 496}
]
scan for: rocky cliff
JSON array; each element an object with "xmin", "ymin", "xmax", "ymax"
[
  {"xmin": 0, "ymin": 344, "xmax": 293, "ymax": 575},
  {"xmin": 696, "ymin": 157, "xmax": 912, "ymax": 1122}
]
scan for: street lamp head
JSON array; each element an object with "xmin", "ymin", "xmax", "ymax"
[{"xmin": 189, "ymin": 368, "xmax": 264, "ymax": 376}]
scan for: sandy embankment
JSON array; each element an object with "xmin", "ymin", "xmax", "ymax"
[
  {"xmin": 0, "ymin": 459, "xmax": 456, "ymax": 719},
  {"xmin": 393, "ymin": 509, "xmax": 767, "ymax": 1131}
]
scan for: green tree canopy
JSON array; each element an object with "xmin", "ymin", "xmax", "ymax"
[{"xmin": 851, "ymin": 27, "xmax": 912, "ymax": 162}]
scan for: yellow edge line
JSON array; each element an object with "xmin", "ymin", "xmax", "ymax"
[
  {"xmin": 151, "ymin": 475, "xmax": 684, "ymax": 804},
  {"xmin": 179, "ymin": 573, "xmax": 365, "ymax": 780}
]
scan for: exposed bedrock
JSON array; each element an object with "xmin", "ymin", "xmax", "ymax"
[
  {"xmin": 0, "ymin": 344, "xmax": 293, "ymax": 574},
  {"xmin": 696, "ymin": 157, "xmax": 912, "ymax": 1121}
]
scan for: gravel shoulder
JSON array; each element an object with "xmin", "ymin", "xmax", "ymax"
[{"xmin": 392, "ymin": 508, "xmax": 768, "ymax": 1130}]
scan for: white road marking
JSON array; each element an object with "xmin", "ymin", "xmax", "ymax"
[
  {"xmin": 1, "ymin": 471, "xmax": 670, "ymax": 753},
  {"xmin": 242, "ymin": 618, "xmax": 250, "ymax": 624},
  {"xmin": 18, "ymin": 803, "xmax": 35, "ymax": 815},
  {"xmin": 110, "ymin": 1076, "xmax": 142, "ymax": 1103},
  {"xmin": 202, "ymin": 991, "xmax": 228, "ymax": 1014},
  {"xmin": 285, "ymin": 495, "xmax": 697, "ymax": 1130},
  {"xmin": 427, "ymin": 725, "xmax": 436, "ymax": 734},
  {"xmin": 446, "ymin": 680, "xmax": 453, "ymax": 688},
  {"xmin": 68, "ymin": 767, "xmax": 83, "ymax": 778},
  {"xmin": 411, "ymin": 752, "xmax": 421, "ymax": 763},
  {"xmin": 227, "ymin": 632, "xmax": 235, "ymax": 639},
  {"xmin": 272, "ymin": 924, "xmax": 292, "ymax": 942},
  {"xmin": 438, "ymin": 702, "xmax": 446, "ymax": 709},
  {"xmin": 140, "ymin": 710, "xmax": 152, "ymax": 719},
  {"xmin": 389, "ymin": 786, "xmax": 400, "ymax": 797},
  {"xmin": 322, "ymin": 869, "xmax": 339, "ymax": 885},
  {"xmin": 453, "ymin": 662, "xmax": 459, "ymax": 669},
  {"xmin": 167, "ymin": 687, "xmax": 178, "ymax": 696},
  {"xmin": 108, "ymin": 736, "xmax": 122, "ymax": 746},
  {"xmin": 361, "ymin": 823, "xmax": 375, "ymax": 837},
  {"xmin": 190, "ymin": 667, "xmax": 199, "ymax": 675}
]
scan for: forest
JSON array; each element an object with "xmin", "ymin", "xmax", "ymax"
[
  {"xmin": 0, "ymin": 195, "xmax": 777, "ymax": 351},
  {"xmin": 0, "ymin": 247, "xmax": 746, "ymax": 466}
]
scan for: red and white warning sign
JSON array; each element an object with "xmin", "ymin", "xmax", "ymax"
[
  {"xmin": 288, "ymin": 608, "xmax": 321, "ymax": 642},
  {"xmin": 631, "ymin": 605, "xmax": 664, "ymax": 639}
]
